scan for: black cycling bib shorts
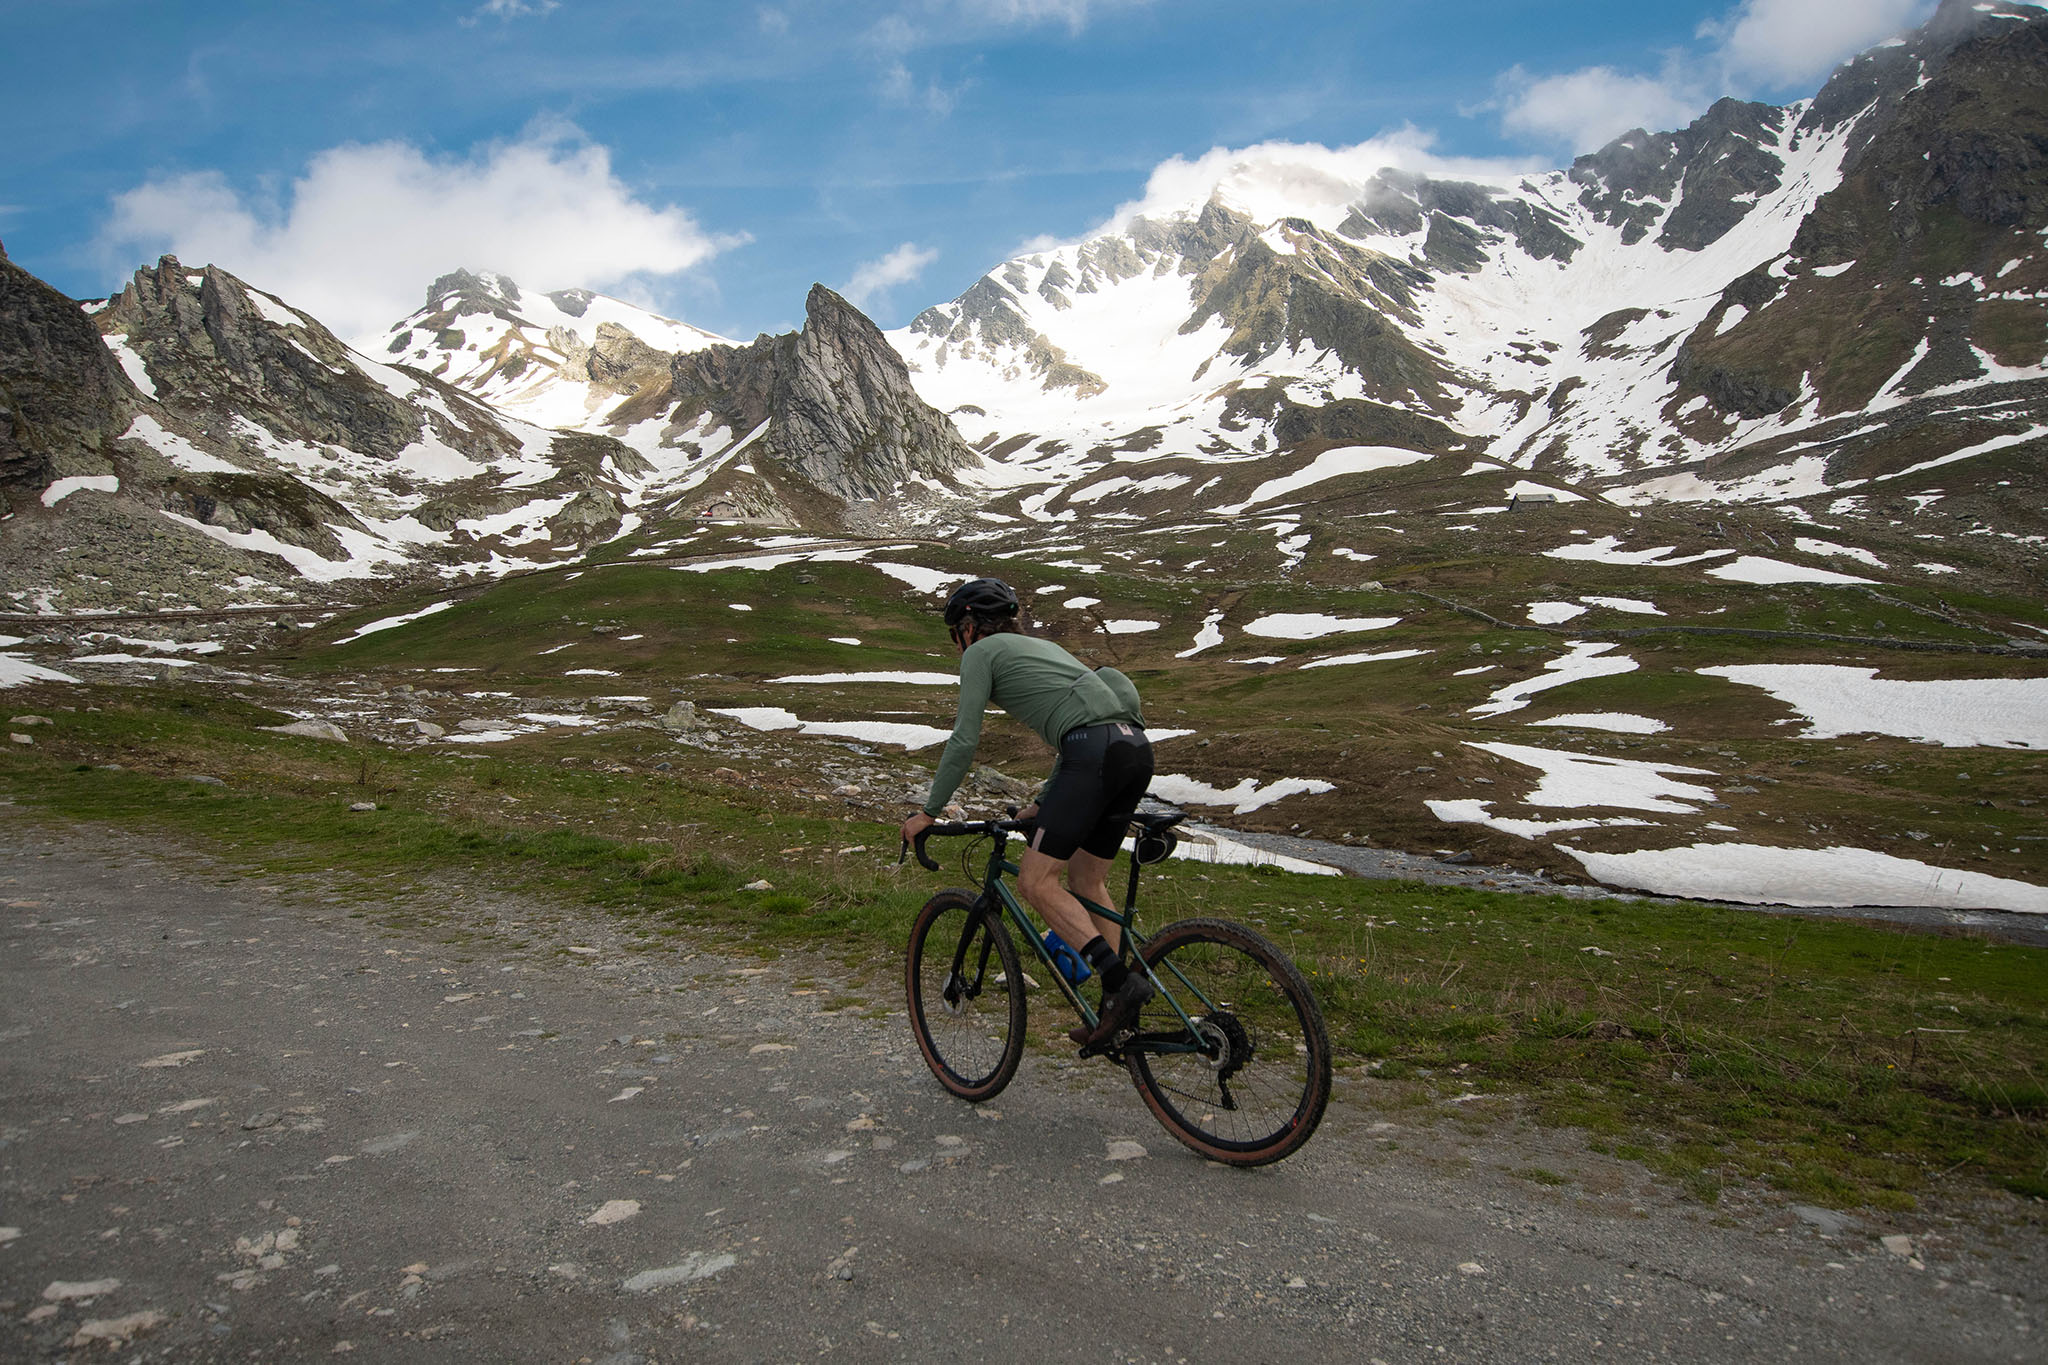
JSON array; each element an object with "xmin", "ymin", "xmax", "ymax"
[{"xmin": 1029, "ymin": 722, "xmax": 1155, "ymax": 862}]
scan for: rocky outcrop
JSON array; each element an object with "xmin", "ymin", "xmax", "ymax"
[
  {"xmin": 1570, "ymin": 99, "xmax": 1787, "ymax": 251},
  {"xmin": 103, "ymin": 258, "xmax": 421, "ymax": 459},
  {"xmin": 1672, "ymin": 0, "xmax": 2048, "ymax": 419},
  {"xmin": 0, "ymin": 243, "xmax": 136, "ymax": 506},
  {"xmin": 669, "ymin": 285, "xmax": 978, "ymax": 503}
]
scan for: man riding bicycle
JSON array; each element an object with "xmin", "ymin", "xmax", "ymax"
[{"xmin": 898, "ymin": 578, "xmax": 1156, "ymax": 1050}]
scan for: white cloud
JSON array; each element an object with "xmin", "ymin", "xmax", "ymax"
[
  {"xmin": 952, "ymin": 0, "xmax": 1144, "ymax": 31},
  {"xmin": 841, "ymin": 242, "xmax": 940, "ymax": 307},
  {"xmin": 1703, "ymin": 0, "xmax": 1934, "ymax": 88},
  {"xmin": 1490, "ymin": 0, "xmax": 1939, "ymax": 154},
  {"xmin": 471, "ymin": 0, "xmax": 559, "ymax": 19},
  {"xmin": 1092, "ymin": 131, "xmax": 1538, "ymax": 237},
  {"xmin": 97, "ymin": 121, "xmax": 738, "ymax": 346},
  {"xmin": 1495, "ymin": 63, "xmax": 1700, "ymax": 154}
]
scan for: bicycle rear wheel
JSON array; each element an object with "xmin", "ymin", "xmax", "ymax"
[
  {"xmin": 905, "ymin": 889, "xmax": 1027, "ymax": 1102},
  {"xmin": 1126, "ymin": 917, "xmax": 1331, "ymax": 1166}
]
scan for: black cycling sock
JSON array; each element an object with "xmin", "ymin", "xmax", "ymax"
[{"xmin": 1082, "ymin": 936, "xmax": 1127, "ymax": 991}]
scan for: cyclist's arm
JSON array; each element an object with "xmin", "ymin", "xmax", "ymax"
[{"xmin": 922, "ymin": 645, "xmax": 993, "ymax": 816}]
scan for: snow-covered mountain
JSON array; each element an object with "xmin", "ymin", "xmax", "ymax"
[
  {"xmin": 1, "ymin": 253, "xmax": 977, "ymax": 612},
  {"xmin": 376, "ymin": 269, "xmax": 731, "ymax": 438},
  {"xmin": 377, "ymin": 271, "xmax": 979, "ymax": 525},
  {"xmin": 6, "ymin": 0, "xmax": 2042, "ymax": 614},
  {"xmin": 888, "ymin": 0, "xmax": 2047, "ymax": 532}
]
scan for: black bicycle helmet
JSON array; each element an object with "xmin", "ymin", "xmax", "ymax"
[{"xmin": 943, "ymin": 577, "xmax": 1020, "ymax": 627}]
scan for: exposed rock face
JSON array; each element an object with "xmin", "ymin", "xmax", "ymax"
[
  {"xmin": 1672, "ymin": 0, "xmax": 2048, "ymax": 420},
  {"xmin": 0, "ymin": 244, "xmax": 135, "ymax": 506},
  {"xmin": 1571, "ymin": 99, "xmax": 1788, "ymax": 251},
  {"xmin": 104, "ymin": 258, "xmax": 420, "ymax": 458},
  {"xmin": 668, "ymin": 285, "xmax": 977, "ymax": 504}
]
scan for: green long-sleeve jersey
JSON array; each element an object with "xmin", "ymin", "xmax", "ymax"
[{"xmin": 922, "ymin": 631, "xmax": 1145, "ymax": 817}]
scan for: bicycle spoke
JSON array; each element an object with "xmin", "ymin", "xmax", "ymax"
[
  {"xmin": 907, "ymin": 891, "xmax": 1026, "ymax": 1101},
  {"xmin": 1127, "ymin": 919, "xmax": 1330, "ymax": 1165}
]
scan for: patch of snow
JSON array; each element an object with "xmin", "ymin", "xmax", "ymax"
[
  {"xmin": 1214, "ymin": 445, "xmax": 1434, "ymax": 514},
  {"xmin": 1469, "ymin": 642, "xmax": 1637, "ymax": 718},
  {"xmin": 1793, "ymin": 537, "xmax": 1885, "ymax": 568},
  {"xmin": 101, "ymin": 334, "xmax": 157, "ymax": 397},
  {"xmin": 1242, "ymin": 612, "xmax": 1399, "ymax": 640},
  {"xmin": 158, "ymin": 510, "xmax": 410, "ymax": 582},
  {"xmin": 1543, "ymin": 536, "xmax": 1735, "ymax": 567},
  {"xmin": 1469, "ymin": 740, "xmax": 1716, "ymax": 813},
  {"xmin": 1528, "ymin": 712, "xmax": 1670, "ymax": 734},
  {"xmin": 1704, "ymin": 556, "xmax": 1874, "ymax": 586},
  {"xmin": 1869, "ymin": 424, "xmax": 2048, "ymax": 485},
  {"xmin": 41, "ymin": 475, "xmax": 119, "ymax": 507},
  {"xmin": 121, "ymin": 414, "xmax": 242, "ymax": 474},
  {"xmin": 709, "ymin": 706, "xmax": 951, "ymax": 750},
  {"xmin": 1300, "ymin": 647, "xmax": 1430, "ymax": 670},
  {"xmin": 770, "ymin": 671, "xmax": 957, "ymax": 686},
  {"xmin": 871, "ymin": 562, "xmax": 966, "ymax": 595},
  {"xmin": 1564, "ymin": 842, "xmax": 2048, "ymax": 913},
  {"xmin": 1698, "ymin": 665, "xmax": 2048, "ymax": 748},
  {"xmin": 1177, "ymin": 610, "xmax": 1226, "ymax": 658},
  {"xmin": 1427, "ymin": 799, "xmax": 1656, "ymax": 840},
  {"xmin": 244, "ymin": 289, "xmax": 303, "ymax": 329},
  {"xmin": 334, "ymin": 601, "xmax": 455, "ymax": 644},
  {"xmin": 0, "ymin": 655, "xmax": 83, "ymax": 687},
  {"xmin": 1157, "ymin": 826, "xmax": 1341, "ymax": 876},
  {"xmin": 1579, "ymin": 595, "xmax": 1662, "ymax": 615},
  {"xmin": 1146, "ymin": 773, "xmax": 1334, "ymax": 814},
  {"xmin": 1526, "ymin": 601, "xmax": 1587, "ymax": 624},
  {"xmin": 1101, "ymin": 619, "xmax": 1160, "ymax": 634}
]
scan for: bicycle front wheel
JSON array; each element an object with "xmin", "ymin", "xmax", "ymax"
[
  {"xmin": 905, "ymin": 889, "xmax": 1027, "ymax": 1102},
  {"xmin": 1126, "ymin": 917, "xmax": 1331, "ymax": 1166}
]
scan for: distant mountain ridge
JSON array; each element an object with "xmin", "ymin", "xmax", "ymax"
[
  {"xmin": 886, "ymin": 0, "xmax": 2046, "ymax": 535},
  {"xmin": 2, "ymin": 0, "xmax": 2042, "ymax": 612}
]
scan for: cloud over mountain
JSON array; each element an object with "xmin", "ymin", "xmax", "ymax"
[{"xmin": 96, "ymin": 120, "xmax": 738, "ymax": 346}]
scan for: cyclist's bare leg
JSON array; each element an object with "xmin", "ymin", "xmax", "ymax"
[
  {"xmin": 1064, "ymin": 848, "xmax": 1121, "ymax": 952},
  {"xmin": 1017, "ymin": 848, "xmax": 1122, "ymax": 954}
]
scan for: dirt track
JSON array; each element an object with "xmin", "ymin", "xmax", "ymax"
[{"xmin": 1, "ymin": 810, "xmax": 2040, "ymax": 1362}]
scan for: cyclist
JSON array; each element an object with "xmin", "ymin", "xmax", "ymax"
[{"xmin": 899, "ymin": 578, "xmax": 1156, "ymax": 1049}]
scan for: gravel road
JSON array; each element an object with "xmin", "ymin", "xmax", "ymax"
[{"xmin": 1, "ymin": 810, "xmax": 2039, "ymax": 1362}]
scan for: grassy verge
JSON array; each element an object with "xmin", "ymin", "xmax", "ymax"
[{"xmin": 4, "ymin": 684, "xmax": 2044, "ymax": 1212}]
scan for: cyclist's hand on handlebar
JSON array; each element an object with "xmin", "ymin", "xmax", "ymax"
[
  {"xmin": 899, "ymin": 810, "xmax": 936, "ymax": 850},
  {"xmin": 1016, "ymin": 802, "xmax": 1039, "ymax": 823}
]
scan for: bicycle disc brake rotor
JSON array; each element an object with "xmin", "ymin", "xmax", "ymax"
[{"xmin": 940, "ymin": 971, "xmax": 974, "ymax": 1015}]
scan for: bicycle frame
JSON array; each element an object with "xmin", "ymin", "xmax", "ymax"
[{"xmin": 941, "ymin": 823, "xmax": 1220, "ymax": 1060}]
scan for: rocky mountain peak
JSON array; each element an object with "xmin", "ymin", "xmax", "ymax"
[
  {"xmin": 665, "ymin": 284, "xmax": 977, "ymax": 511},
  {"xmin": 424, "ymin": 268, "xmax": 521, "ymax": 314},
  {"xmin": 105, "ymin": 256, "xmax": 421, "ymax": 459},
  {"xmin": 1569, "ymin": 97, "xmax": 1788, "ymax": 251}
]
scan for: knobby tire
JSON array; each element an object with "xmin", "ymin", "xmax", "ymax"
[
  {"xmin": 1126, "ymin": 917, "xmax": 1331, "ymax": 1166},
  {"xmin": 905, "ymin": 889, "xmax": 1027, "ymax": 1102}
]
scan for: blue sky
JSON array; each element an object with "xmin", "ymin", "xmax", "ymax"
[{"xmin": 2, "ymin": 0, "xmax": 1942, "ymax": 344}]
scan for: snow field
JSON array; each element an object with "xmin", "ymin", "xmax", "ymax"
[
  {"xmin": 1698, "ymin": 665, "xmax": 2048, "ymax": 748},
  {"xmin": 1564, "ymin": 843, "xmax": 2048, "ymax": 914}
]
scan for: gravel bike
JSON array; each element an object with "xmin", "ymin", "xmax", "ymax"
[{"xmin": 902, "ymin": 809, "xmax": 1330, "ymax": 1166}]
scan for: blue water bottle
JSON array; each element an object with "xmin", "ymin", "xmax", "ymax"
[{"xmin": 1042, "ymin": 928, "xmax": 1092, "ymax": 985}]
